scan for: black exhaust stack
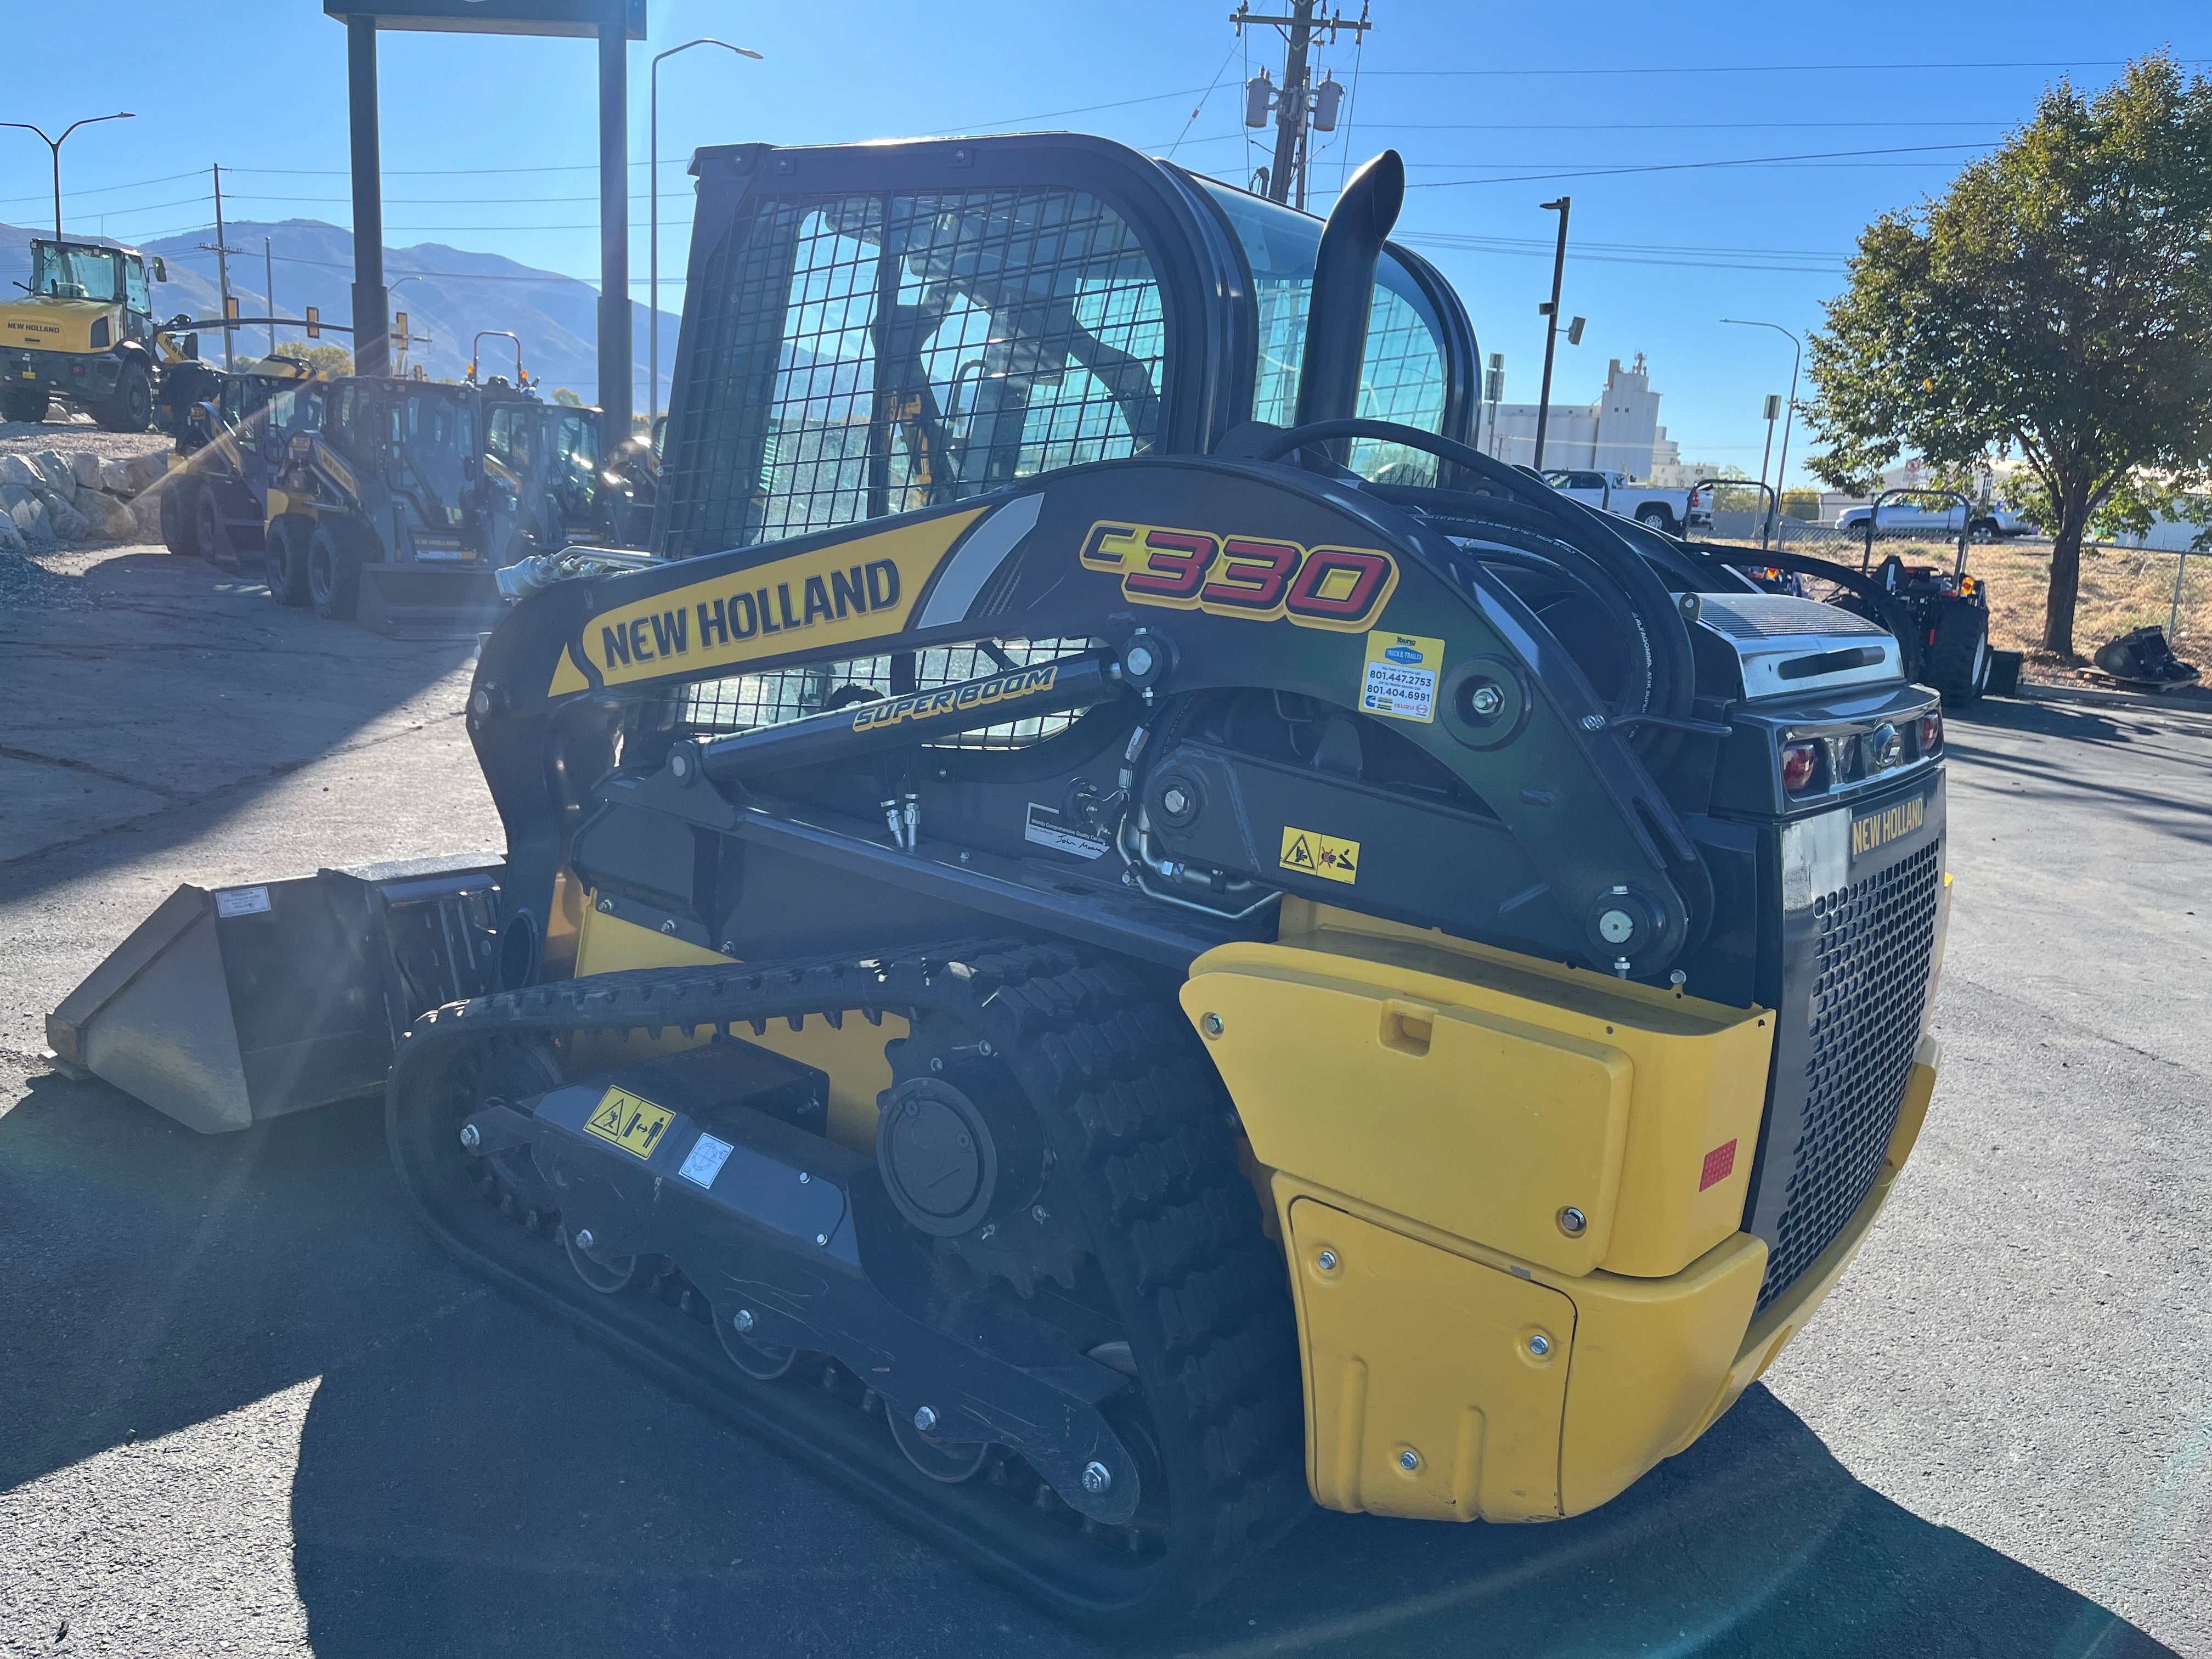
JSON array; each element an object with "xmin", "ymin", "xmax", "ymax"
[{"xmin": 1293, "ymin": 149, "xmax": 1407, "ymax": 452}]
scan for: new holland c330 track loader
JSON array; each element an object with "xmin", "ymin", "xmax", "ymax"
[{"xmin": 48, "ymin": 136, "xmax": 1952, "ymax": 1621}]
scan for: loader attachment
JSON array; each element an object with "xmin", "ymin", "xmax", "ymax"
[
  {"xmin": 358, "ymin": 561, "xmax": 509, "ymax": 639},
  {"xmin": 47, "ymin": 854, "xmax": 504, "ymax": 1133}
]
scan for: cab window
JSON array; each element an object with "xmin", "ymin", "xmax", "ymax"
[
  {"xmin": 667, "ymin": 185, "xmax": 1167, "ymax": 552},
  {"xmin": 31, "ymin": 244, "xmax": 124, "ymax": 304},
  {"xmin": 487, "ymin": 406, "xmax": 516, "ymax": 467},
  {"xmin": 1195, "ymin": 180, "xmax": 1451, "ymax": 487},
  {"xmin": 269, "ymin": 385, "xmax": 322, "ymax": 436},
  {"xmin": 124, "ymin": 257, "xmax": 150, "ymax": 319}
]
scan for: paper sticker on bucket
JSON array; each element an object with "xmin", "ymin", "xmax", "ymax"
[
  {"xmin": 1279, "ymin": 826, "xmax": 1362, "ymax": 885},
  {"xmin": 215, "ymin": 885, "xmax": 272, "ymax": 918},
  {"xmin": 1360, "ymin": 631, "xmax": 1444, "ymax": 723}
]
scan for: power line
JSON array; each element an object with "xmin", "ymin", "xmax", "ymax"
[
  {"xmin": 1166, "ymin": 43, "xmax": 1241, "ymax": 159},
  {"xmin": 1408, "ymin": 141, "xmax": 1995, "ymax": 189},
  {"xmin": 1355, "ymin": 57, "xmax": 2203, "ymax": 77}
]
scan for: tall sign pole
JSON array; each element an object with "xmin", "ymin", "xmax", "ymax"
[
  {"xmin": 329, "ymin": 3, "xmax": 646, "ymax": 392},
  {"xmin": 346, "ymin": 16, "xmax": 388, "ymax": 377},
  {"xmin": 597, "ymin": 21, "xmax": 631, "ymax": 437}
]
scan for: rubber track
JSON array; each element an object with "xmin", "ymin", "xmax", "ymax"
[{"xmin": 386, "ymin": 939, "xmax": 1311, "ymax": 1616}]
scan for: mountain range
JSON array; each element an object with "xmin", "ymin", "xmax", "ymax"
[{"xmin": 0, "ymin": 218, "xmax": 680, "ymax": 408}]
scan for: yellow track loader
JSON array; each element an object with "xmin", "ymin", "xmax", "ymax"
[{"xmin": 48, "ymin": 137, "xmax": 1950, "ymax": 1621}]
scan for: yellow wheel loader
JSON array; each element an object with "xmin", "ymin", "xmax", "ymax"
[
  {"xmin": 48, "ymin": 137, "xmax": 1950, "ymax": 1621},
  {"xmin": 1, "ymin": 238, "xmax": 184, "ymax": 431}
]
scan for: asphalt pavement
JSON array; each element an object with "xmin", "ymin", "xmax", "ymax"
[{"xmin": 1, "ymin": 544, "xmax": 2205, "ymax": 1657}]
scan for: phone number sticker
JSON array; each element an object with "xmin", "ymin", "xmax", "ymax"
[{"xmin": 1360, "ymin": 631, "xmax": 1445, "ymax": 723}]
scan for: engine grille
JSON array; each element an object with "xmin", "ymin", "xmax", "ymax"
[{"xmin": 1758, "ymin": 837, "xmax": 1942, "ymax": 1314}]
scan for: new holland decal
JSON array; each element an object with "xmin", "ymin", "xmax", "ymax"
[
  {"xmin": 549, "ymin": 507, "xmax": 986, "ymax": 693},
  {"xmin": 1079, "ymin": 520, "xmax": 1398, "ymax": 633},
  {"xmin": 1850, "ymin": 794, "xmax": 1926, "ymax": 857}
]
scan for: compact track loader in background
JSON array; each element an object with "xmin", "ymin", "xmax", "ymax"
[
  {"xmin": 155, "ymin": 354, "xmax": 327, "ymax": 566},
  {"xmin": 50, "ymin": 137, "xmax": 1951, "ymax": 1620},
  {"xmin": 261, "ymin": 373, "xmax": 631, "ymax": 634}
]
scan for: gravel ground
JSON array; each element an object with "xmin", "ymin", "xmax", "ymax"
[{"xmin": 0, "ymin": 414, "xmax": 170, "ymax": 467}]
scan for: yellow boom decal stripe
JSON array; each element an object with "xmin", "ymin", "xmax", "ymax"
[{"xmin": 567, "ymin": 507, "xmax": 987, "ymax": 691}]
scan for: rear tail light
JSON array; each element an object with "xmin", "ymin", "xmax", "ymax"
[
  {"xmin": 1917, "ymin": 710, "xmax": 1943, "ymax": 754},
  {"xmin": 1781, "ymin": 740, "xmax": 1820, "ymax": 793}
]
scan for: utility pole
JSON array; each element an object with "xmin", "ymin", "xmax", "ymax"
[
  {"xmin": 264, "ymin": 238, "xmax": 276, "ymax": 355},
  {"xmin": 1532, "ymin": 195, "xmax": 1571, "ymax": 471},
  {"xmin": 201, "ymin": 163, "xmax": 239, "ymax": 371},
  {"xmin": 1235, "ymin": 2, "xmax": 1369, "ymax": 210}
]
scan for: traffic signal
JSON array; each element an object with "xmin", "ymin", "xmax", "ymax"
[{"xmin": 306, "ymin": 306, "xmax": 320, "ymax": 339}]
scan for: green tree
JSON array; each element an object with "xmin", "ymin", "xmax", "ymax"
[
  {"xmin": 263, "ymin": 341, "xmax": 353, "ymax": 377},
  {"xmin": 1803, "ymin": 54, "xmax": 2212, "ymax": 654},
  {"xmin": 550, "ymin": 386, "xmax": 585, "ymax": 407}
]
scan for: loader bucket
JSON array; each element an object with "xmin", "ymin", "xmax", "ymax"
[
  {"xmin": 47, "ymin": 854, "xmax": 505, "ymax": 1133},
  {"xmin": 358, "ymin": 563, "xmax": 507, "ymax": 639}
]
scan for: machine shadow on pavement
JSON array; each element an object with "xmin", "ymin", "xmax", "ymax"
[
  {"xmin": 0, "ymin": 547, "xmax": 481, "ymax": 905},
  {"xmin": 1942, "ymin": 695, "xmax": 2212, "ymax": 847},
  {"xmin": 0, "ymin": 1070, "xmax": 2174, "ymax": 1659}
]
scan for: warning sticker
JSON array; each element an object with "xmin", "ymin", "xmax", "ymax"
[
  {"xmin": 678, "ymin": 1131, "xmax": 734, "ymax": 1189},
  {"xmin": 1359, "ymin": 631, "xmax": 1444, "ymax": 723},
  {"xmin": 1279, "ymin": 826, "xmax": 1362, "ymax": 885},
  {"xmin": 583, "ymin": 1086, "xmax": 676, "ymax": 1160}
]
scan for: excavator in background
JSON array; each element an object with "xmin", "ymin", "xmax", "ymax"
[{"xmin": 48, "ymin": 137, "xmax": 1952, "ymax": 1621}]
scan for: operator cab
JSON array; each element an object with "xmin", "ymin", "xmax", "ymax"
[
  {"xmin": 653, "ymin": 134, "xmax": 1476, "ymax": 560},
  {"xmin": 25, "ymin": 240, "xmax": 158, "ymax": 335}
]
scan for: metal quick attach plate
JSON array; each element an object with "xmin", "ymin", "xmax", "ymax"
[{"xmin": 1696, "ymin": 594, "xmax": 1900, "ymax": 701}]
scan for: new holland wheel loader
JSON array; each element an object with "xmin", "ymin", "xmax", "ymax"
[
  {"xmin": 48, "ymin": 137, "xmax": 1951, "ymax": 1621},
  {"xmin": 2, "ymin": 238, "xmax": 181, "ymax": 431}
]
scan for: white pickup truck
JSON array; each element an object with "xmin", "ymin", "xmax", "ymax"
[
  {"xmin": 1836, "ymin": 499, "xmax": 2040, "ymax": 540},
  {"xmin": 1542, "ymin": 469, "xmax": 1712, "ymax": 536}
]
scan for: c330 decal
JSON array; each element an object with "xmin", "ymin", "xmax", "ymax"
[{"xmin": 1079, "ymin": 520, "xmax": 1398, "ymax": 634}]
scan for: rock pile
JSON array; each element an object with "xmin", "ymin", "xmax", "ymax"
[{"xmin": 0, "ymin": 449, "xmax": 165, "ymax": 555}]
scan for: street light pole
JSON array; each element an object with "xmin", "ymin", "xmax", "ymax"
[
  {"xmin": 1532, "ymin": 195, "xmax": 1570, "ymax": 471},
  {"xmin": 1, "ymin": 113, "xmax": 136, "ymax": 240},
  {"xmin": 1723, "ymin": 318, "xmax": 1802, "ymax": 544},
  {"xmin": 650, "ymin": 38, "xmax": 762, "ymax": 435}
]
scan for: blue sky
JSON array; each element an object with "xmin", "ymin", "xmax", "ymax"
[{"xmin": 4, "ymin": 1, "xmax": 2202, "ymax": 484}]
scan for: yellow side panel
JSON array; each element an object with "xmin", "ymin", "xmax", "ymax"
[
  {"xmin": 1284, "ymin": 1194, "xmax": 1572, "ymax": 1521},
  {"xmin": 1196, "ymin": 963, "xmax": 1632, "ymax": 1276},
  {"xmin": 1554, "ymin": 1229, "xmax": 1765, "ymax": 1513},
  {"xmin": 571, "ymin": 900, "xmax": 906, "ymax": 1154},
  {"xmin": 1680, "ymin": 1164, "xmax": 1901, "ymax": 1453},
  {"xmin": 1885, "ymin": 1036, "xmax": 1942, "ymax": 1172},
  {"xmin": 1184, "ymin": 922, "xmax": 1773, "ymax": 1279}
]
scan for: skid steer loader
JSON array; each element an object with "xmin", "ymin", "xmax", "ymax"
[{"xmin": 49, "ymin": 137, "xmax": 1951, "ymax": 1621}]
